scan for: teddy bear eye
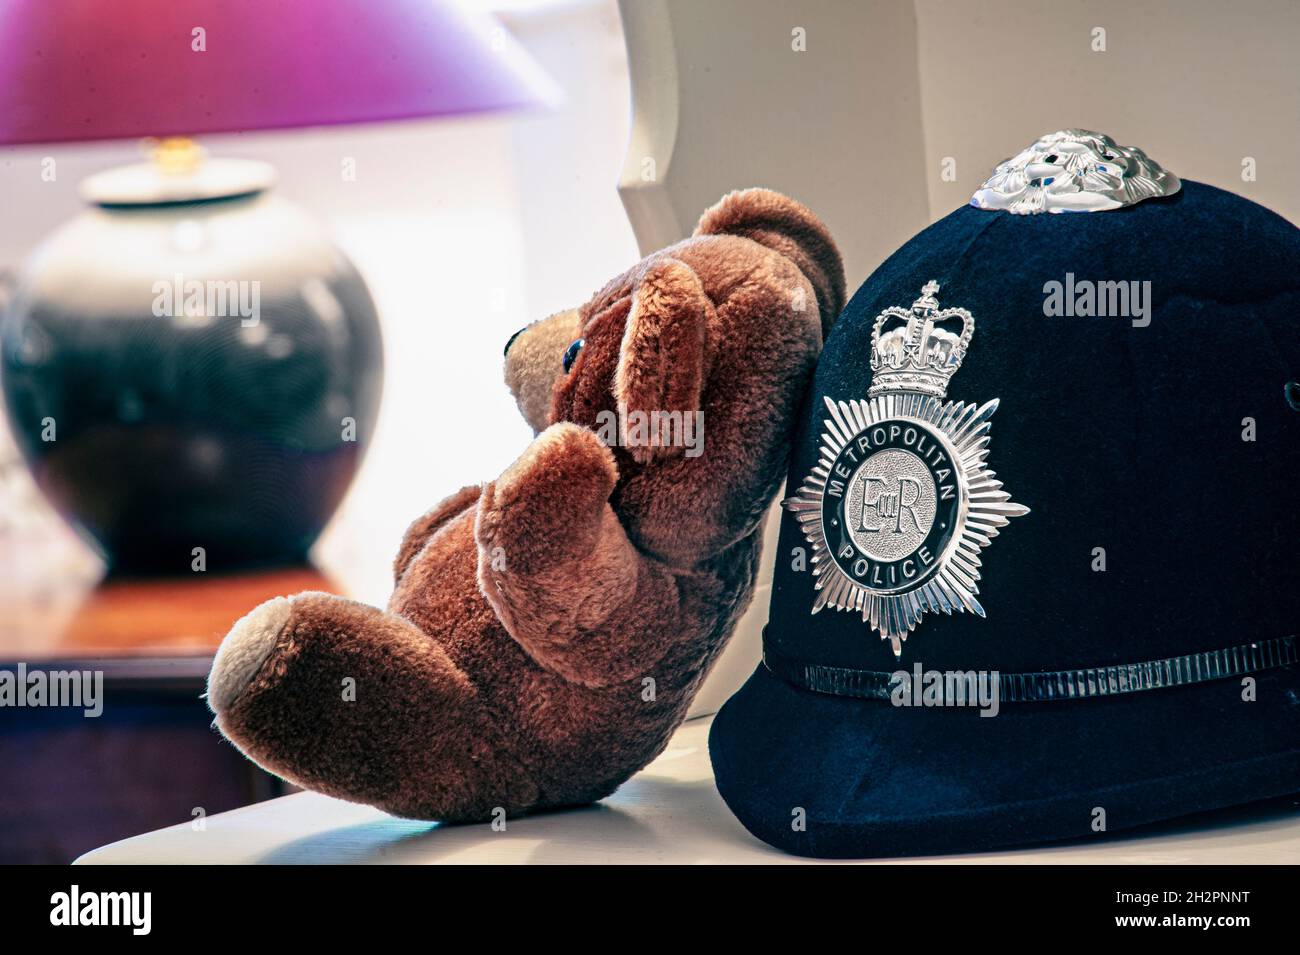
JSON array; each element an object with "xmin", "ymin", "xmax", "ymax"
[{"xmin": 563, "ymin": 338, "xmax": 585, "ymax": 373}]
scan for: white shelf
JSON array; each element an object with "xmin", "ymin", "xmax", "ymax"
[{"xmin": 77, "ymin": 715, "xmax": 1300, "ymax": 864}]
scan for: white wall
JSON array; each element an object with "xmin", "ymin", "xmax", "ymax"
[
  {"xmin": 915, "ymin": 0, "xmax": 1300, "ymax": 223},
  {"xmin": 618, "ymin": 0, "xmax": 932, "ymax": 283}
]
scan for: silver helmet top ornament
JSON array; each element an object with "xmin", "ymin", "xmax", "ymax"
[
  {"xmin": 786, "ymin": 282, "xmax": 1028, "ymax": 658},
  {"xmin": 970, "ymin": 129, "xmax": 1180, "ymax": 215}
]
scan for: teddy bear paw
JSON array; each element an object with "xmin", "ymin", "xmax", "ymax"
[{"xmin": 206, "ymin": 596, "xmax": 293, "ymax": 714}]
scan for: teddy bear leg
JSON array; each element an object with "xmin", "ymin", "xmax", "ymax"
[{"xmin": 207, "ymin": 591, "xmax": 537, "ymax": 820}]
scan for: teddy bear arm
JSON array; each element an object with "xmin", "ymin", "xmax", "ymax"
[
  {"xmin": 480, "ymin": 500, "xmax": 687, "ymax": 687},
  {"xmin": 473, "ymin": 421, "xmax": 686, "ymax": 686},
  {"xmin": 393, "ymin": 483, "xmax": 482, "ymax": 584},
  {"xmin": 473, "ymin": 421, "xmax": 617, "ymax": 574}
]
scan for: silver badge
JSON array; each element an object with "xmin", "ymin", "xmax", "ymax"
[
  {"xmin": 786, "ymin": 282, "xmax": 1028, "ymax": 657},
  {"xmin": 970, "ymin": 129, "xmax": 1180, "ymax": 215}
]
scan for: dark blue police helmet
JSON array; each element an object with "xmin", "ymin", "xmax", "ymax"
[{"xmin": 709, "ymin": 130, "xmax": 1300, "ymax": 858}]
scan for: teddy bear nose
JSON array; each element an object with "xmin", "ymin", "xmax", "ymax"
[{"xmin": 504, "ymin": 327, "xmax": 526, "ymax": 357}]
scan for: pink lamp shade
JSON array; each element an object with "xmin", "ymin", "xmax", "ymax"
[{"xmin": 0, "ymin": 0, "xmax": 554, "ymax": 146}]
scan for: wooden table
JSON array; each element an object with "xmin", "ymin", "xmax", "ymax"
[
  {"xmin": 0, "ymin": 517, "xmax": 332, "ymax": 863},
  {"xmin": 75, "ymin": 715, "xmax": 1300, "ymax": 865}
]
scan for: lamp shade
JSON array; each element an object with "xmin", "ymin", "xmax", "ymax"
[{"xmin": 0, "ymin": 0, "xmax": 553, "ymax": 145}]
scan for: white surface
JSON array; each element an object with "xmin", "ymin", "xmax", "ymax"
[{"xmin": 77, "ymin": 715, "xmax": 1300, "ymax": 864}]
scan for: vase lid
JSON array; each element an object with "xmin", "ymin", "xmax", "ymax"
[{"xmin": 80, "ymin": 148, "xmax": 276, "ymax": 207}]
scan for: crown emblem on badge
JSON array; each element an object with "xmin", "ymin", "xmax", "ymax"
[
  {"xmin": 868, "ymin": 280, "xmax": 972, "ymax": 398},
  {"xmin": 786, "ymin": 282, "xmax": 1029, "ymax": 658}
]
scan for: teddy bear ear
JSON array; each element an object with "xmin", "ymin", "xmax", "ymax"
[
  {"xmin": 614, "ymin": 257, "xmax": 709, "ymax": 461},
  {"xmin": 693, "ymin": 188, "xmax": 845, "ymax": 339}
]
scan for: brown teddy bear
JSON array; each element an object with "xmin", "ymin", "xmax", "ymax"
[{"xmin": 206, "ymin": 189, "xmax": 844, "ymax": 820}]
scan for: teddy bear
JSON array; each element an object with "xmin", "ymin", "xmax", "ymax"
[{"xmin": 205, "ymin": 188, "xmax": 844, "ymax": 820}]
